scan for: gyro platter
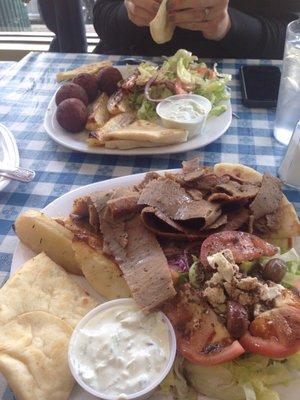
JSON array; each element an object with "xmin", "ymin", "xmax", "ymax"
[
  {"xmin": 44, "ymin": 50, "xmax": 232, "ymax": 155},
  {"xmin": 4, "ymin": 158, "xmax": 300, "ymax": 400}
]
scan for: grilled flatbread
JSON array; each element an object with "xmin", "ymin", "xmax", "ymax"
[
  {"xmin": 0, "ymin": 252, "xmax": 97, "ymax": 328},
  {"xmin": 102, "ymin": 120, "xmax": 188, "ymax": 145},
  {"xmin": 0, "ymin": 311, "xmax": 74, "ymax": 400},
  {"xmin": 56, "ymin": 60, "xmax": 112, "ymax": 82},
  {"xmin": 150, "ymin": 0, "xmax": 174, "ymax": 44},
  {"xmin": 214, "ymin": 163, "xmax": 300, "ymax": 238},
  {"xmin": 88, "ymin": 112, "xmax": 136, "ymax": 146},
  {"xmin": 105, "ymin": 139, "xmax": 174, "ymax": 149},
  {"xmin": 86, "ymin": 92, "xmax": 110, "ymax": 131}
]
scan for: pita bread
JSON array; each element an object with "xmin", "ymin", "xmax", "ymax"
[
  {"xmin": 0, "ymin": 252, "xmax": 98, "ymax": 328},
  {"xmin": 86, "ymin": 93, "xmax": 110, "ymax": 131},
  {"xmin": 56, "ymin": 60, "xmax": 112, "ymax": 82},
  {"xmin": 150, "ymin": 0, "xmax": 175, "ymax": 44},
  {"xmin": 0, "ymin": 311, "xmax": 74, "ymax": 400},
  {"xmin": 102, "ymin": 120, "xmax": 188, "ymax": 144},
  {"xmin": 214, "ymin": 163, "xmax": 300, "ymax": 238}
]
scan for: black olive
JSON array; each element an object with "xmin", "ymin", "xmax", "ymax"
[
  {"xmin": 227, "ymin": 301, "xmax": 249, "ymax": 339},
  {"xmin": 248, "ymin": 262, "xmax": 264, "ymax": 278},
  {"xmin": 262, "ymin": 258, "xmax": 286, "ymax": 283}
]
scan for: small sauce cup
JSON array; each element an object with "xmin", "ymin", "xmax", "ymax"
[
  {"xmin": 68, "ymin": 298, "xmax": 177, "ymax": 400},
  {"xmin": 156, "ymin": 94, "xmax": 212, "ymax": 140}
]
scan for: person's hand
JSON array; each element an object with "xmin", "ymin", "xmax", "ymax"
[
  {"xmin": 124, "ymin": 0, "xmax": 162, "ymax": 27},
  {"xmin": 168, "ymin": 0, "xmax": 231, "ymax": 41}
]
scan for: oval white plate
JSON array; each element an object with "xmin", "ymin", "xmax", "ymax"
[
  {"xmin": 44, "ymin": 67, "xmax": 232, "ymax": 155},
  {"xmin": 11, "ymin": 172, "xmax": 298, "ymax": 400},
  {"xmin": 0, "ymin": 123, "xmax": 19, "ymax": 191}
]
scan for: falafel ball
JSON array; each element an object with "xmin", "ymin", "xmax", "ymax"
[
  {"xmin": 56, "ymin": 98, "xmax": 87, "ymax": 133},
  {"xmin": 55, "ymin": 83, "xmax": 88, "ymax": 106},
  {"xmin": 72, "ymin": 73, "xmax": 99, "ymax": 102}
]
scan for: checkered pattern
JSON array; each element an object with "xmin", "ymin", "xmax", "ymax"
[{"xmin": 0, "ymin": 52, "xmax": 299, "ymax": 399}]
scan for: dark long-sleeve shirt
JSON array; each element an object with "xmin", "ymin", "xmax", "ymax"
[{"xmin": 93, "ymin": 0, "xmax": 300, "ymax": 59}]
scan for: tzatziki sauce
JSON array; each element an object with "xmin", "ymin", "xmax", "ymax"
[
  {"xmin": 70, "ymin": 301, "xmax": 171, "ymax": 397},
  {"xmin": 159, "ymin": 98, "xmax": 206, "ymax": 122}
]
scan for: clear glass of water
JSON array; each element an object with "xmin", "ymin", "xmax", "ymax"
[{"xmin": 274, "ymin": 19, "xmax": 300, "ymax": 146}]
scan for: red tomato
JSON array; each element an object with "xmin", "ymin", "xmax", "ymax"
[
  {"xmin": 161, "ymin": 285, "xmax": 245, "ymax": 365},
  {"xmin": 196, "ymin": 67, "xmax": 216, "ymax": 79},
  {"xmin": 200, "ymin": 231, "xmax": 277, "ymax": 267},
  {"xmin": 240, "ymin": 305, "xmax": 300, "ymax": 358}
]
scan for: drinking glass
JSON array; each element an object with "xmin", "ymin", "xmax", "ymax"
[
  {"xmin": 274, "ymin": 19, "xmax": 300, "ymax": 146},
  {"xmin": 278, "ymin": 120, "xmax": 300, "ymax": 189}
]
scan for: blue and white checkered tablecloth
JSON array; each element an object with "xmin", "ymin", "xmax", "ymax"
[{"xmin": 0, "ymin": 51, "xmax": 299, "ymax": 399}]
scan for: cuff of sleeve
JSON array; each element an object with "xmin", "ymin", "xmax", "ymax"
[{"xmin": 219, "ymin": 8, "xmax": 263, "ymax": 57}]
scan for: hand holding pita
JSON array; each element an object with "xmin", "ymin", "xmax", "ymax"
[
  {"xmin": 168, "ymin": 0, "xmax": 231, "ymax": 41},
  {"xmin": 125, "ymin": 0, "xmax": 162, "ymax": 27}
]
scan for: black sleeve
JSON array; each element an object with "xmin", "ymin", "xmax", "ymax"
[
  {"xmin": 219, "ymin": 2, "xmax": 300, "ymax": 59},
  {"xmin": 93, "ymin": 0, "xmax": 149, "ymax": 53}
]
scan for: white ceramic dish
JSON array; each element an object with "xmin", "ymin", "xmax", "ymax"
[
  {"xmin": 68, "ymin": 298, "xmax": 177, "ymax": 400},
  {"xmin": 11, "ymin": 171, "xmax": 299, "ymax": 400},
  {"xmin": 44, "ymin": 66, "xmax": 232, "ymax": 155},
  {"xmin": 0, "ymin": 123, "xmax": 19, "ymax": 191}
]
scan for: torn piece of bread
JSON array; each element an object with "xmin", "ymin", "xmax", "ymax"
[
  {"xmin": 150, "ymin": 0, "xmax": 175, "ymax": 44},
  {"xmin": 0, "ymin": 252, "xmax": 98, "ymax": 328},
  {"xmin": 56, "ymin": 60, "xmax": 112, "ymax": 82},
  {"xmin": 0, "ymin": 311, "xmax": 74, "ymax": 400}
]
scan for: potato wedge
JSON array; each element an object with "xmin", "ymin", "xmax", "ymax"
[
  {"xmin": 72, "ymin": 240, "xmax": 131, "ymax": 300},
  {"xmin": 14, "ymin": 210, "xmax": 82, "ymax": 275}
]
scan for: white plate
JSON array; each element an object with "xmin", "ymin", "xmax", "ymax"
[
  {"xmin": 11, "ymin": 172, "xmax": 299, "ymax": 400},
  {"xmin": 0, "ymin": 123, "xmax": 19, "ymax": 191},
  {"xmin": 44, "ymin": 66, "xmax": 232, "ymax": 155}
]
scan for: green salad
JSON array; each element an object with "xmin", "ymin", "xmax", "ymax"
[
  {"xmin": 154, "ymin": 246, "xmax": 300, "ymax": 400},
  {"xmin": 128, "ymin": 49, "xmax": 231, "ymax": 121}
]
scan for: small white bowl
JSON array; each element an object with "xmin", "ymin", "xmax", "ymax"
[
  {"xmin": 156, "ymin": 94, "xmax": 212, "ymax": 140},
  {"xmin": 68, "ymin": 298, "xmax": 177, "ymax": 400}
]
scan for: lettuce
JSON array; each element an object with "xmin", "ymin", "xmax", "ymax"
[
  {"xmin": 136, "ymin": 62, "xmax": 158, "ymax": 86},
  {"xmin": 137, "ymin": 99, "xmax": 157, "ymax": 121},
  {"xmin": 162, "ymin": 49, "xmax": 198, "ymax": 77},
  {"xmin": 154, "ymin": 356, "xmax": 197, "ymax": 400},
  {"xmin": 184, "ymin": 354, "xmax": 300, "ymax": 400}
]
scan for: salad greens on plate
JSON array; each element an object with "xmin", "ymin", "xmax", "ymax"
[{"xmin": 129, "ymin": 49, "xmax": 231, "ymax": 121}]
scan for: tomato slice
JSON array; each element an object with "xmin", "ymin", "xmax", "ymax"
[
  {"xmin": 240, "ymin": 306, "xmax": 300, "ymax": 358},
  {"xmin": 200, "ymin": 231, "xmax": 277, "ymax": 267},
  {"xmin": 161, "ymin": 285, "xmax": 245, "ymax": 366}
]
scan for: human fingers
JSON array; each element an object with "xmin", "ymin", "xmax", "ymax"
[
  {"xmin": 168, "ymin": 0, "xmax": 221, "ymax": 11},
  {"xmin": 129, "ymin": 0, "xmax": 161, "ymax": 14},
  {"xmin": 169, "ymin": 7, "xmax": 222, "ymax": 24},
  {"xmin": 125, "ymin": 0, "xmax": 157, "ymax": 26}
]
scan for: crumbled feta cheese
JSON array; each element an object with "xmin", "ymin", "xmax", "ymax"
[{"xmin": 203, "ymin": 250, "xmax": 284, "ymax": 312}]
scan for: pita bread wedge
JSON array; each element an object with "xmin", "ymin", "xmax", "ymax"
[
  {"xmin": 150, "ymin": 0, "xmax": 175, "ymax": 44},
  {"xmin": 214, "ymin": 163, "xmax": 300, "ymax": 238},
  {"xmin": 105, "ymin": 139, "xmax": 172, "ymax": 149},
  {"xmin": 88, "ymin": 112, "xmax": 136, "ymax": 146},
  {"xmin": 56, "ymin": 60, "xmax": 112, "ymax": 82},
  {"xmin": 0, "ymin": 311, "xmax": 74, "ymax": 400},
  {"xmin": 0, "ymin": 252, "xmax": 98, "ymax": 328},
  {"xmin": 102, "ymin": 120, "xmax": 188, "ymax": 145},
  {"xmin": 86, "ymin": 92, "xmax": 110, "ymax": 131}
]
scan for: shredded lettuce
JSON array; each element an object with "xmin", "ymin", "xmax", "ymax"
[
  {"xmin": 161, "ymin": 49, "xmax": 198, "ymax": 78},
  {"xmin": 154, "ymin": 356, "xmax": 197, "ymax": 400},
  {"xmin": 136, "ymin": 99, "xmax": 157, "ymax": 121},
  {"xmin": 136, "ymin": 62, "xmax": 158, "ymax": 86},
  {"xmin": 185, "ymin": 354, "xmax": 300, "ymax": 400}
]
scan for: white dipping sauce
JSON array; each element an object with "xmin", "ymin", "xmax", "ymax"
[
  {"xmin": 70, "ymin": 302, "xmax": 170, "ymax": 397},
  {"xmin": 159, "ymin": 99, "xmax": 205, "ymax": 122}
]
